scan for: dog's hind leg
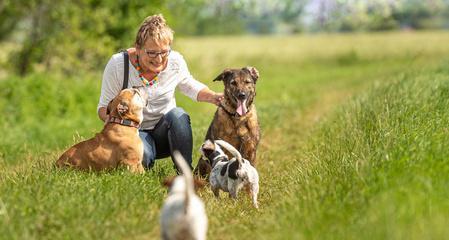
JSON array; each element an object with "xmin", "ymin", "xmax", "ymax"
[
  {"xmin": 228, "ymin": 187, "xmax": 239, "ymax": 199},
  {"xmin": 228, "ymin": 180, "xmax": 245, "ymax": 199},
  {"xmin": 251, "ymin": 184, "xmax": 259, "ymax": 209}
]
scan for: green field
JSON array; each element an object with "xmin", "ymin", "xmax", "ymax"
[{"xmin": 1, "ymin": 31, "xmax": 448, "ymax": 239}]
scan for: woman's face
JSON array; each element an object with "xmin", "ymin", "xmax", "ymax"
[{"xmin": 138, "ymin": 39, "xmax": 171, "ymax": 74}]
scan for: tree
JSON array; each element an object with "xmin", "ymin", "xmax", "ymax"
[{"xmin": 1, "ymin": 0, "xmax": 168, "ymax": 76}]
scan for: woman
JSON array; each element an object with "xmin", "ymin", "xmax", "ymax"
[{"xmin": 97, "ymin": 14, "xmax": 222, "ymax": 171}]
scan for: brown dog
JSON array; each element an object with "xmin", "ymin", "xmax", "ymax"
[
  {"xmin": 194, "ymin": 67, "xmax": 260, "ymax": 177},
  {"xmin": 56, "ymin": 87, "xmax": 148, "ymax": 173}
]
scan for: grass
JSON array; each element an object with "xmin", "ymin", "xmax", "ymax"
[
  {"xmin": 1, "ymin": 31, "xmax": 449, "ymax": 239},
  {"xmin": 260, "ymin": 71, "xmax": 449, "ymax": 240}
]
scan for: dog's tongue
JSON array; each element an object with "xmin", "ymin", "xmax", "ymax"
[{"xmin": 236, "ymin": 99, "xmax": 247, "ymax": 116}]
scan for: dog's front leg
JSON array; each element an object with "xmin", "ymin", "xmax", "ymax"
[
  {"xmin": 228, "ymin": 186, "xmax": 239, "ymax": 199},
  {"xmin": 240, "ymin": 141, "xmax": 258, "ymax": 165},
  {"xmin": 194, "ymin": 158, "xmax": 212, "ymax": 178},
  {"xmin": 212, "ymin": 187, "xmax": 220, "ymax": 198}
]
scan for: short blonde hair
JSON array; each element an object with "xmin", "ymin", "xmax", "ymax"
[{"xmin": 135, "ymin": 14, "xmax": 174, "ymax": 48}]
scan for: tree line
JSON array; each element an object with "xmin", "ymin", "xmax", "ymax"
[{"xmin": 1, "ymin": 0, "xmax": 448, "ymax": 76}]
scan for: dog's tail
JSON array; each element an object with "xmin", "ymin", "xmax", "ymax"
[
  {"xmin": 214, "ymin": 140, "xmax": 243, "ymax": 166},
  {"xmin": 172, "ymin": 150, "xmax": 194, "ymax": 214}
]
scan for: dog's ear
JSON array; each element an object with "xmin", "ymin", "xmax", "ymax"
[
  {"xmin": 201, "ymin": 141, "xmax": 215, "ymax": 163},
  {"xmin": 117, "ymin": 101, "xmax": 129, "ymax": 117},
  {"xmin": 202, "ymin": 140, "xmax": 215, "ymax": 151},
  {"xmin": 106, "ymin": 99, "xmax": 114, "ymax": 115},
  {"xmin": 242, "ymin": 66, "xmax": 259, "ymax": 83},
  {"xmin": 213, "ymin": 69, "xmax": 233, "ymax": 82},
  {"xmin": 200, "ymin": 154, "xmax": 213, "ymax": 166}
]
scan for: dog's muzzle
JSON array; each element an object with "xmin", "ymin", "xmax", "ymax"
[{"xmin": 237, "ymin": 92, "xmax": 247, "ymax": 100}]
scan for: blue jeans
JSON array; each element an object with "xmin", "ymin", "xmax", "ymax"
[{"xmin": 139, "ymin": 107, "xmax": 193, "ymax": 171}]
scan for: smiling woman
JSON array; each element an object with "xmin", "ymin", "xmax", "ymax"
[{"xmin": 96, "ymin": 14, "xmax": 224, "ymax": 172}]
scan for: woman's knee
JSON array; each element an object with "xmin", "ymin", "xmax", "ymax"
[{"xmin": 165, "ymin": 107, "xmax": 191, "ymax": 126}]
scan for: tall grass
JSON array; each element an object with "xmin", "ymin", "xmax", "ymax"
[
  {"xmin": 263, "ymin": 70, "xmax": 449, "ymax": 239},
  {"xmin": 0, "ymin": 73, "xmax": 101, "ymax": 166},
  {"xmin": 1, "ymin": 32, "xmax": 449, "ymax": 239}
]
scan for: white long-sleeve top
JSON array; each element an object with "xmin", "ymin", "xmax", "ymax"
[{"xmin": 97, "ymin": 50, "xmax": 206, "ymax": 130}]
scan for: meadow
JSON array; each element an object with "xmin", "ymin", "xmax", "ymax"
[{"xmin": 1, "ymin": 31, "xmax": 448, "ymax": 239}]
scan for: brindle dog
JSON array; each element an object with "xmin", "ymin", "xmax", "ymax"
[{"xmin": 194, "ymin": 67, "xmax": 260, "ymax": 178}]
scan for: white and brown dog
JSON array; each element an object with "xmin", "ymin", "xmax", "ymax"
[
  {"xmin": 56, "ymin": 86, "xmax": 147, "ymax": 173},
  {"xmin": 160, "ymin": 151, "xmax": 208, "ymax": 240},
  {"xmin": 200, "ymin": 139, "xmax": 259, "ymax": 208}
]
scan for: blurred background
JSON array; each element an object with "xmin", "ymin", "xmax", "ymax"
[{"xmin": 1, "ymin": 0, "xmax": 449, "ymax": 77}]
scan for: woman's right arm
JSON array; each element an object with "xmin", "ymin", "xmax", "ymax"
[{"xmin": 97, "ymin": 55, "xmax": 121, "ymax": 122}]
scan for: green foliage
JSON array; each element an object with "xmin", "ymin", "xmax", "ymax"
[
  {"xmin": 0, "ymin": 0, "xmax": 22, "ymax": 41},
  {"xmin": 309, "ymin": 0, "xmax": 449, "ymax": 32},
  {"xmin": 393, "ymin": 0, "xmax": 438, "ymax": 29},
  {"xmin": 0, "ymin": 73, "xmax": 102, "ymax": 165},
  {"xmin": 2, "ymin": 0, "xmax": 449, "ymax": 78},
  {"xmin": 1, "ymin": 0, "xmax": 168, "ymax": 76}
]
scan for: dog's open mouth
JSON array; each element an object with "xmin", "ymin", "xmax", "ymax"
[{"xmin": 236, "ymin": 99, "xmax": 247, "ymax": 116}]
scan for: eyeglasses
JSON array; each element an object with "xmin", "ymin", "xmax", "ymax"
[{"xmin": 144, "ymin": 48, "xmax": 171, "ymax": 58}]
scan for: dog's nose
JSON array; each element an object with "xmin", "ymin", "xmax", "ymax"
[{"xmin": 237, "ymin": 92, "xmax": 247, "ymax": 100}]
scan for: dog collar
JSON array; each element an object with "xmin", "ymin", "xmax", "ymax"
[
  {"xmin": 108, "ymin": 116, "xmax": 140, "ymax": 128},
  {"xmin": 219, "ymin": 102, "xmax": 239, "ymax": 118}
]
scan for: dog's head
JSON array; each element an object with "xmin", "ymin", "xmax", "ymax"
[
  {"xmin": 200, "ymin": 139, "xmax": 227, "ymax": 166},
  {"xmin": 107, "ymin": 86, "xmax": 148, "ymax": 124},
  {"xmin": 213, "ymin": 67, "xmax": 259, "ymax": 116}
]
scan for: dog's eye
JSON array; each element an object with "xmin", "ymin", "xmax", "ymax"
[
  {"xmin": 245, "ymin": 79, "xmax": 252, "ymax": 84},
  {"xmin": 230, "ymin": 80, "xmax": 237, "ymax": 85}
]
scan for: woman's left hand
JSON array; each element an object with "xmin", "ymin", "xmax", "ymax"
[
  {"xmin": 211, "ymin": 92, "xmax": 224, "ymax": 106},
  {"xmin": 197, "ymin": 87, "xmax": 223, "ymax": 106}
]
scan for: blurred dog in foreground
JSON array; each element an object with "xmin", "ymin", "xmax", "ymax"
[
  {"xmin": 56, "ymin": 87, "xmax": 147, "ymax": 173},
  {"xmin": 200, "ymin": 139, "xmax": 260, "ymax": 208},
  {"xmin": 160, "ymin": 151, "xmax": 208, "ymax": 240}
]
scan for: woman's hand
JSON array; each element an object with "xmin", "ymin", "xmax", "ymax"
[
  {"xmin": 210, "ymin": 92, "xmax": 224, "ymax": 106},
  {"xmin": 104, "ymin": 114, "xmax": 110, "ymax": 126},
  {"xmin": 197, "ymin": 87, "xmax": 223, "ymax": 106}
]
